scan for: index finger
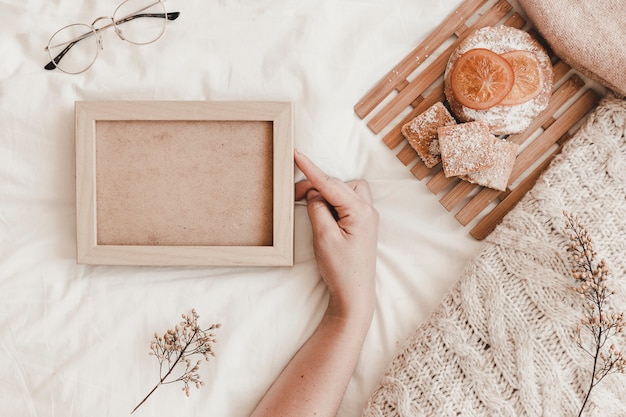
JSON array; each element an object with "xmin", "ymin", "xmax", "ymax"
[{"xmin": 294, "ymin": 150, "xmax": 361, "ymax": 208}]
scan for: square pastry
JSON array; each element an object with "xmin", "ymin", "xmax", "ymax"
[
  {"xmin": 438, "ymin": 121, "xmax": 495, "ymax": 177},
  {"xmin": 401, "ymin": 102, "xmax": 456, "ymax": 168},
  {"xmin": 462, "ymin": 138, "xmax": 519, "ymax": 191}
]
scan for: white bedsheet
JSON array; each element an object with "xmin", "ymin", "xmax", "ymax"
[{"xmin": 0, "ymin": 0, "xmax": 495, "ymax": 415}]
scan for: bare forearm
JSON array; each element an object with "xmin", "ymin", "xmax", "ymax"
[{"xmin": 250, "ymin": 300, "xmax": 374, "ymax": 417}]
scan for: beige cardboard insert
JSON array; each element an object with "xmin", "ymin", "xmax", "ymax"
[{"xmin": 95, "ymin": 120, "xmax": 273, "ymax": 247}]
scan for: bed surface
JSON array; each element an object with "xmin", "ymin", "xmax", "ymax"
[{"xmin": 0, "ymin": 0, "xmax": 492, "ymax": 415}]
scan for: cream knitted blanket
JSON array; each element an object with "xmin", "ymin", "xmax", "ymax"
[{"xmin": 362, "ymin": 95, "xmax": 626, "ymax": 416}]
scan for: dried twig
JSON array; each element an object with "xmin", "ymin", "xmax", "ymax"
[
  {"xmin": 564, "ymin": 212, "xmax": 625, "ymax": 416},
  {"xmin": 131, "ymin": 309, "xmax": 221, "ymax": 414}
]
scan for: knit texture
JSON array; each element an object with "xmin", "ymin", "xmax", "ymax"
[
  {"xmin": 518, "ymin": 0, "xmax": 626, "ymax": 97},
  {"xmin": 362, "ymin": 95, "xmax": 626, "ymax": 416}
]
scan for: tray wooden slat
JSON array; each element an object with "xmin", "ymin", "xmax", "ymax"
[
  {"xmin": 427, "ymin": 169, "xmax": 457, "ymax": 194},
  {"xmin": 354, "ymin": 0, "xmax": 488, "ymax": 119},
  {"xmin": 354, "ymin": 0, "xmax": 602, "ymax": 240}
]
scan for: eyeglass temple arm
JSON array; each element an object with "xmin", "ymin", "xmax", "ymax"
[
  {"xmin": 116, "ymin": 11, "xmax": 180, "ymax": 25},
  {"xmin": 44, "ymin": 12, "xmax": 180, "ymax": 71},
  {"xmin": 44, "ymin": 37, "xmax": 88, "ymax": 70}
]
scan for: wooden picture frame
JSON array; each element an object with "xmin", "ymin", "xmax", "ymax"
[{"xmin": 75, "ymin": 101, "xmax": 293, "ymax": 266}]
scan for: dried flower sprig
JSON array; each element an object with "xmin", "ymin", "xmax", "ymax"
[
  {"xmin": 564, "ymin": 212, "xmax": 626, "ymax": 416},
  {"xmin": 131, "ymin": 309, "xmax": 221, "ymax": 414}
]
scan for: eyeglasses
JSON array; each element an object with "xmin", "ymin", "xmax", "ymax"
[{"xmin": 44, "ymin": 0, "xmax": 180, "ymax": 74}]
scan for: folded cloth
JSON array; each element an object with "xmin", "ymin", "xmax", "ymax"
[
  {"xmin": 362, "ymin": 95, "xmax": 626, "ymax": 416},
  {"xmin": 518, "ymin": 0, "xmax": 626, "ymax": 97}
]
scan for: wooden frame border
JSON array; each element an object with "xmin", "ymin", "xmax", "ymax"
[{"xmin": 75, "ymin": 101, "xmax": 293, "ymax": 266}]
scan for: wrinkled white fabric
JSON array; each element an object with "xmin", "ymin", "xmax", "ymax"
[{"xmin": 0, "ymin": 0, "xmax": 488, "ymax": 416}]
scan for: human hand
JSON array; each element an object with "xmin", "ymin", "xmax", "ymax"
[
  {"xmin": 249, "ymin": 152, "xmax": 379, "ymax": 417},
  {"xmin": 294, "ymin": 150, "xmax": 379, "ymax": 317}
]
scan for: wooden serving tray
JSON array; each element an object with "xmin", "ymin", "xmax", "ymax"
[{"xmin": 354, "ymin": 0, "xmax": 601, "ymax": 240}]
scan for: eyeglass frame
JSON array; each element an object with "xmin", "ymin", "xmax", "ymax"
[{"xmin": 44, "ymin": 0, "xmax": 180, "ymax": 74}]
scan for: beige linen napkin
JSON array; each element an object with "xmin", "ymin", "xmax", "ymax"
[
  {"xmin": 518, "ymin": 0, "xmax": 626, "ymax": 96},
  {"xmin": 519, "ymin": 0, "xmax": 626, "ymax": 96}
]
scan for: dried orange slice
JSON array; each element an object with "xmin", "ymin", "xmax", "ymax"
[
  {"xmin": 450, "ymin": 48, "xmax": 514, "ymax": 110},
  {"xmin": 500, "ymin": 50, "xmax": 542, "ymax": 106}
]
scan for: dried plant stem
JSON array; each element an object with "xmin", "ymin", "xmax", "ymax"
[
  {"xmin": 564, "ymin": 212, "xmax": 626, "ymax": 417},
  {"xmin": 577, "ymin": 329, "xmax": 602, "ymax": 417},
  {"xmin": 131, "ymin": 329, "xmax": 198, "ymax": 415},
  {"xmin": 131, "ymin": 310, "xmax": 220, "ymax": 415}
]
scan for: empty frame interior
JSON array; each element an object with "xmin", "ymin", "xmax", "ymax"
[
  {"xmin": 75, "ymin": 101, "xmax": 293, "ymax": 266},
  {"xmin": 95, "ymin": 120, "xmax": 273, "ymax": 246}
]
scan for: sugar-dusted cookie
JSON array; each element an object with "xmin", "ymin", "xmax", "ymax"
[
  {"xmin": 438, "ymin": 121, "xmax": 495, "ymax": 177},
  {"xmin": 401, "ymin": 102, "xmax": 456, "ymax": 168},
  {"xmin": 462, "ymin": 138, "xmax": 519, "ymax": 191}
]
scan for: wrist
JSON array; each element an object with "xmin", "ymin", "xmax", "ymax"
[{"xmin": 326, "ymin": 289, "xmax": 375, "ymax": 327}]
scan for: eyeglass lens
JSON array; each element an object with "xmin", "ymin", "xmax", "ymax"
[
  {"xmin": 113, "ymin": 0, "xmax": 168, "ymax": 44},
  {"xmin": 47, "ymin": 24, "xmax": 99, "ymax": 74}
]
